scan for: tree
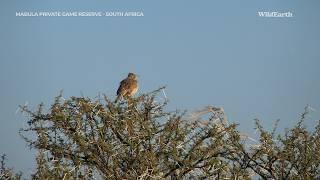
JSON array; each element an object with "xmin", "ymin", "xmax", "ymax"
[{"xmin": 2, "ymin": 87, "xmax": 319, "ymax": 179}]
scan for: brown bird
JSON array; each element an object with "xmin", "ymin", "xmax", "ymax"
[{"xmin": 115, "ymin": 73, "xmax": 139, "ymax": 103}]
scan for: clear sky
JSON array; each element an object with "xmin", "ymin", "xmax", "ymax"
[{"xmin": 0, "ymin": 0, "xmax": 319, "ymax": 175}]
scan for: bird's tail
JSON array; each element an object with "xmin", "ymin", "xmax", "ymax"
[{"xmin": 114, "ymin": 95, "xmax": 121, "ymax": 103}]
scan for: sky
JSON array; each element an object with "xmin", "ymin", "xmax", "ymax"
[{"xmin": 0, "ymin": 0, "xmax": 320, "ymax": 175}]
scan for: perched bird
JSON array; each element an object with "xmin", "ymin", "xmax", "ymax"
[{"xmin": 115, "ymin": 73, "xmax": 139, "ymax": 102}]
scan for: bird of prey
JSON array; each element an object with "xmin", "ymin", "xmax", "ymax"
[{"xmin": 115, "ymin": 73, "xmax": 139, "ymax": 103}]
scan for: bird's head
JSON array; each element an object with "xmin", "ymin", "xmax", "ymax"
[{"xmin": 128, "ymin": 72, "xmax": 138, "ymax": 80}]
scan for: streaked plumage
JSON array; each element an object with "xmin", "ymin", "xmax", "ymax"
[{"xmin": 115, "ymin": 73, "xmax": 138, "ymax": 102}]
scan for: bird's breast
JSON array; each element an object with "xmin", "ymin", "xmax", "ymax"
[{"xmin": 130, "ymin": 86, "xmax": 138, "ymax": 96}]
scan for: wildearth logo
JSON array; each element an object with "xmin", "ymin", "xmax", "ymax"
[{"xmin": 258, "ymin": 11, "xmax": 293, "ymax": 18}]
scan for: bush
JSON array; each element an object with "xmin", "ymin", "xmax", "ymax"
[
  {"xmin": 2, "ymin": 87, "xmax": 319, "ymax": 179},
  {"xmin": 0, "ymin": 154, "xmax": 22, "ymax": 180}
]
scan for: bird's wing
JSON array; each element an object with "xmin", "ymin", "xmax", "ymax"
[{"xmin": 117, "ymin": 79, "xmax": 128, "ymax": 96}]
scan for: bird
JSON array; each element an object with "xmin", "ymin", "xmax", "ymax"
[{"xmin": 115, "ymin": 73, "xmax": 139, "ymax": 103}]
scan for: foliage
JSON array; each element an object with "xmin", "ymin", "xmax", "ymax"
[
  {"xmin": 0, "ymin": 154, "xmax": 22, "ymax": 180},
  {"xmin": 1, "ymin": 88, "xmax": 320, "ymax": 179}
]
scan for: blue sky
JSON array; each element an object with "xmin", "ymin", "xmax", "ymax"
[{"xmin": 0, "ymin": 0, "xmax": 320, "ymax": 175}]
